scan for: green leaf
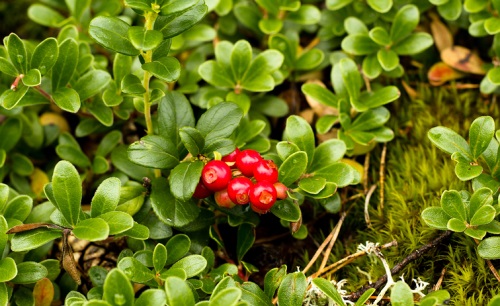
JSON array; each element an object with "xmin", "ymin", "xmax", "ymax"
[
  {"xmin": 455, "ymin": 162, "xmax": 483, "ymax": 181},
  {"xmin": 489, "ymin": 67, "xmax": 500, "ymax": 85},
  {"xmin": 121, "ymin": 74, "xmax": 146, "ymax": 95},
  {"xmin": 179, "ymin": 127, "xmax": 205, "ymax": 156},
  {"xmin": 0, "ymin": 117, "xmax": 22, "ymax": 152},
  {"xmin": 11, "ymin": 262, "xmax": 47, "ymax": 284},
  {"xmin": 353, "ymin": 87, "xmax": 400, "ymax": 112},
  {"xmin": 447, "ymin": 218, "xmax": 466, "ymax": 232},
  {"xmin": 355, "ymin": 288, "xmax": 376, "ymax": 306},
  {"xmin": 231, "ymin": 40, "xmax": 252, "ymax": 81},
  {"xmin": 264, "ymin": 265, "xmax": 287, "ymax": 299},
  {"xmin": 155, "ymin": 0, "xmax": 208, "ymax": 38},
  {"xmin": 236, "ymin": 224, "xmax": 254, "ymax": 262},
  {"xmin": 478, "ymin": 237, "xmax": 500, "ymax": 259},
  {"xmin": 271, "ymin": 198, "xmax": 301, "ymax": 222},
  {"xmin": 3, "ymin": 195, "xmax": 32, "ymax": 221},
  {"xmin": 234, "ymin": 119, "xmax": 266, "ymax": 148},
  {"xmin": 259, "ymin": 19, "xmax": 283, "ymax": 35},
  {"xmin": 312, "ymin": 278, "xmax": 345, "ymax": 306},
  {"xmin": 367, "ymin": 0, "xmax": 392, "ymax": 13},
  {"xmin": 469, "ymin": 187, "xmax": 493, "ymax": 219},
  {"xmin": 313, "ymin": 162, "xmax": 354, "ymax": 187},
  {"xmin": 310, "ymin": 139, "xmax": 346, "ymax": 172},
  {"xmin": 91, "ymin": 177, "xmax": 121, "ymax": 217},
  {"xmin": 198, "ymin": 61, "xmax": 235, "ymax": 88},
  {"xmin": 390, "ymin": 5, "xmax": 419, "ymax": 42},
  {"xmin": 0, "ymin": 57, "xmax": 18, "ymax": 76},
  {"xmin": 66, "ymin": 0, "xmax": 90, "ymax": 21},
  {"xmin": 118, "ymin": 257, "xmax": 155, "ymax": 283},
  {"xmin": 295, "ymin": 49, "xmax": 324, "ymax": 71},
  {"xmin": 441, "ymin": 190, "xmax": 467, "ymax": 221},
  {"xmin": 0, "ymin": 84, "xmax": 29, "ymax": 109},
  {"xmin": 392, "ymin": 33, "xmax": 434, "ymax": 55},
  {"xmin": 0, "ymin": 257, "xmax": 17, "ymax": 282},
  {"xmin": 11, "ymin": 228, "xmax": 62, "ymax": 252},
  {"xmin": 170, "ymin": 255, "xmax": 207, "ymax": 278},
  {"xmin": 142, "ymin": 56, "xmax": 181, "ymax": 82},
  {"xmin": 150, "ymin": 177, "xmax": 200, "ymax": 227},
  {"xmin": 103, "ymin": 269, "xmax": 134, "ymax": 306},
  {"xmin": 341, "ymin": 34, "xmax": 380, "ymax": 55},
  {"xmin": 464, "ymin": 228, "xmax": 487, "ymax": 240},
  {"xmin": 120, "ymin": 222, "xmax": 150, "ymax": 240},
  {"xmin": 153, "ymin": 243, "xmax": 167, "ymax": 273},
  {"xmin": 278, "ymin": 151, "xmax": 308, "ymax": 186},
  {"xmin": 277, "ymin": 272, "xmax": 307, "ymax": 306},
  {"xmin": 197, "ymin": 102, "xmax": 243, "ymax": 144},
  {"xmin": 391, "ymin": 281, "xmax": 414, "ymax": 306},
  {"xmin": 22, "ymin": 69, "xmax": 41, "ymax": 87},
  {"xmin": 241, "ymin": 50, "xmax": 284, "ymax": 92},
  {"xmin": 51, "ymin": 38, "xmax": 78, "ymax": 92},
  {"xmin": 469, "ymin": 116, "xmax": 495, "ymax": 159},
  {"xmin": 210, "ymin": 287, "xmax": 242, "ymax": 306},
  {"xmin": 438, "ymin": 0, "xmax": 462, "ymax": 21},
  {"xmin": 128, "ymin": 27, "xmax": 163, "ymax": 51},
  {"xmin": 27, "ymin": 4, "xmax": 66, "ymax": 27},
  {"xmin": 298, "ymin": 177, "xmax": 327, "ymax": 194},
  {"xmin": 52, "ymin": 160, "xmax": 82, "ymax": 226},
  {"xmin": 470, "ymin": 205, "xmax": 496, "ymax": 226},
  {"xmin": 52, "ymin": 87, "xmax": 80, "ymax": 113},
  {"xmin": 362, "ymin": 53, "xmax": 382, "ymax": 79},
  {"xmin": 369, "ymin": 27, "xmax": 391, "ymax": 46},
  {"xmin": 326, "ymin": 0, "xmax": 353, "ymax": 10},
  {"xmin": 165, "ymin": 234, "xmax": 191, "ymax": 265},
  {"xmin": 344, "ymin": 17, "xmax": 368, "ymax": 35},
  {"xmin": 377, "ymin": 49, "xmax": 399, "ymax": 71},
  {"xmin": 74, "ymin": 70, "xmax": 112, "ymax": 101},
  {"xmin": 284, "ymin": 116, "xmax": 314, "ymax": 168},
  {"xmin": 89, "ymin": 16, "xmax": 139, "ymax": 56},
  {"xmin": 169, "ymin": 161, "xmax": 204, "ymax": 201},
  {"xmin": 165, "ymin": 277, "xmax": 196, "ymax": 306},
  {"xmin": 97, "ymin": 211, "xmax": 134, "ymax": 235},
  {"xmin": 128, "ymin": 135, "xmax": 179, "ymax": 169},
  {"xmin": 10, "ymin": 153, "xmax": 34, "ymax": 176},
  {"xmin": 6, "ymin": 33, "xmax": 28, "ymax": 74},
  {"xmin": 428, "ymin": 127, "xmax": 471, "ymax": 157},
  {"xmin": 421, "ymin": 207, "xmax": 451, "ymax": 230},
  {"xmin": 301, "ymin": 83, "xmax": 338, "ymax": 108},
  {"xmin": 304, "ymin": 182, "xmax": 337, "ymax": 199},
  {"xmin": 73, "ymin": 218, "xmax": 110, "ymax": 241},
  {"xmin": 158, "ymin": 91, "xmax": 195, "ymax": 147},
  {"xmin": 136, "ymin": 289, "xmax": 167, "ymax": 306}
]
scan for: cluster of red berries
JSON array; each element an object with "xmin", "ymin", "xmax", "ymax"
[{"xmin": 193, "ymin": 148, "xmax": 288, "ymax": 213}]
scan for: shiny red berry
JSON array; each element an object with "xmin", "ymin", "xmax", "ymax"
[
  {"xmin": 227, "ymin": 177, "xmax": 253, "ymax": 205},
  {"xmin": 235, "ymin": 149, "xmax": 262, "ymax": 177},
  {"xmin": 253, "ymin": 160, "xmax": 278, "ymax": 183},
  {"xmin": 193, "ymin": 180, "xmax": 212, "ymax": 199},
  {"xmin": 214, "ymin": 189, "xmax": 235, "ymax": 208},
  {"xmin": 202, "ymin": 160, "xmax": 231, "ymax": 191},
  {"xmin": 274, "ymin": 182, "xmax": 288, "ymax": 200},
  {"xmin": 222, "ymin": 148, "xmax": 240, "ymax": 163},
  {"xmin": 249, "ymin": 181, "xmax": 277, "ymax": 213}
]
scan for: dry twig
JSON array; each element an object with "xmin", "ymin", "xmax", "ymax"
[
  {"xmin": 379, "ymin": 144, "xmax": 387, "ymax": 210},
  {"xmin": 364, "ymin": 184, "xmax": 377, "ymax": 228}
]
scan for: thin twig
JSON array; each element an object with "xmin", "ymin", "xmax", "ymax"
[
  {"xmin": 379, "ymin": 144, "xmax": 387, "ymax": 210},
  {"xmin": 302, "ymin": 223, "xmax": 338, "ymax": 274},
  {"xmin": 346, "ymin": 230, "xmax": 453, "ymax": 301},
  {"xmin": 431, "ymin": 267, "xmax": 446, "ymax": 291},
  {"xmin": 316, "ymin": 240, "xmax": 397, "ymax": 279},
  {"xmin": 364, "ymin": 184, "xmax": 377, "ymax": 228},
  {"xmin": 363, "ymin": 152, "xmax": 370, "ymax": 193},
  {"xmin": 474, "ymin": 239, "xmax": 500, "ymax": 282},
  {"xmin": 317, "ymin": 213, "xmax": 346, "ymax": 274}
]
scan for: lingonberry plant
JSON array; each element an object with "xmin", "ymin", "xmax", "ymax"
[{"xmin": 1, "ymin": 0, "xmax": 500, "ymax": 305}]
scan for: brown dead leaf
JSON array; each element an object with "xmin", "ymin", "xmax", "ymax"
[
  {"xmin": 303, "ymin": 80, "xmax": 338, "ymax": 117},
  {"xmin": 299, "ymin": 109, "xmax": 315, "ymax": 124},
  {"xmin": 428, "ymin": 62, "xmax": 466, "ymax": 86},
  {"xmin": 33, "ymin": 278, "xmax": 54, "ymax": 306},
  {"xmin": 401, "ymin": 80, "xmax": 418, "ymax": 99},
  {"xmin": 441, "ymin": 46, "xmax": 486, "ymax": 75},
  {"xmin": 430, "ymin": 12, "xmax": 453, "ymax": 52}
]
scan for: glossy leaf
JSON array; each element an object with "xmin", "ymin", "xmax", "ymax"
[
  {"xmin": 52, "ymin": 161, "xmax": 82, "ymax": 226},
  {"xmin": 179, "ymin": 127, "xmax": 205, "ymax": 156},
  {"xmin": 73, "ymin": 218, "xmax": 110, "ymax": 241},
  {"xmin": 277, "ymin": 272, "xmax": 307, "ymax": 306},
  {"xmin": 231, "ymin": 40, "xmax": 252, "ymax": 81},
  {"xmin": 74, "ymin": 70, "xmax": 112, "ymax": 101},
  {"xmin": 0, "ymin": 257, "xmax": 17, "ymax": 282},
  {"xmin": 428, "ymin": 127, "xmax": 471, "ymax": 157},
  {"xmin": 270, "ymin": 198, "xmax": 301, "ymax": 222},
  {"xmin": 312, "ymin": 278, "xmax": 345, "ymax": 306},
  {"xmin": 421, "ymin": 207, "xmax": 451, "ymax": 230},
  {"xmin": 118, "ymin": 257, "xmax": 155, "ymax": 283},
  {"xmin": 89, "ymin": 16, "xmax": 139, "ymax": 56},
  {"xmin": 128, "ymin": 27, "xmax": 163, "ymax": 51},
  {"xmin": 171, "ymin": 255, "xmax": 207, "ymax": 278},
  {"xmin": 469, "ymin": 116, "xmax": 495, "ymax": 159},
  {"xmin": 22, "ymin": 69, "xmax": 41, "ymax": 87},
  {"xmin": 441, "ymin": 190, "xmax": 466, "ymax": 221},
  {"xmin": 6, "ymin": 33, "xmax": 27, "ymax": 73},
  {"xmin": 284, "ymin": 115, "xmax": 315, "ymax": 168},
  {"xmin": 470, "ymin": 205, "xmax": 496, "ymax": 226},
  {"xmin": 11, "ymin": 262, "xmax": 47, "ymax": 284},
  {"xmin": 165, "ymin": 277, "xmax": 196, "ymax": 306},
  {"xmin": 278, "ymin": 151, "xmax": 308, "ymax": 186},
  {"xmin": 136, "ymin": 289, "xmax": 167, "ymax": 306},
  {"xmin": 169, "ymin": 161, "xmax": 204, "ymax": 201},
  {"xmin": 142, "ymin": 56, "xmax": 181, "ymax": 82},
  {"xmin": 391, "ymin": 5, "xmax": 419, "ymax": 42},
  {"xmin": 236, "ymin": 224, "xmax": 254, "ymax": 262},
  {"xmin": 27, "ymin": 4, "xmax": 66, "ymax": 27},
  {"xmin": 447, "ymin": 218, "xmax": 466, "ymax": 232},
  {"xmin": 197, "ymin": 102, "xmax": 243, "ymax": 144},
  {"xmin": 128, "ymin": 135, "xmax": 179, "ymax": 169},
  {"xmin": 392, "ymin": 33, "xmax": 434, "ymax": 55},
  {"xmin": 310, "ymin": 139, "xmax": 346, "ymax": 172},
  {"xmin": 103, "ymin": 269, "xmax": 134, "ymax": 306},
  {"xmin": 478, "ymin": 237, "xmax": 500, "ymax": 259},
  {"xmin": 51, "ymin": 38, "xmax": 78, "ymax": 92},
  {"xmin": 455, "ymin": 162, "xmax": 483, "ymax": 181},
  {"xmin": 98, "ymin": 211, "xmax": 134, "ymax": 235},
  {"xmin": 155, "ymin": 0, "xmax": 208, "ymax": 38},
  {"xmin": 391, "ymin": 281, "xmax": 414, "ymax": 306},
  {"xmin": 52, "ymin": 87, "xmax": 80, "ymax": 113},
  {"xmin": 165, "ymin": 234, "xmax": 191, "ymax": 265},
  {"xmin": 91, "ymin": 177, "xmax": 121, "ymax": 217},
  {"xmin": 210, "ymin": 287, "xmax": 242, "ymax": 306}
]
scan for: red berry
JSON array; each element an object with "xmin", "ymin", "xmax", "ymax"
[
  {"xmin": 222, "ymin": 148, "xmax": 240, "ymax": 163},
  {"xmin": 253, "ymin": 160, "xmax": 278, "ymax": 183},
  {"xmin": 193, "ymin": 180, "xmax": 212, "ymax": 199},
  {"xmin": 274, "ymin": 182, "xmax": 288, "ymax": 200},
  {"xmin": 227, "ymin": 177, "xmax": 253, "ymax": 205},
  {"xmin": 202, "ymin": 160, "xmax": 231, "ymax": 191},
  {"xmin": 249, "ymin": 181, "xmax": 277, "ymax": 213},
  {"xmin": 214, "ymin": 189, "xmax": 235, "ymax": 208},
  {"xmin": 235, "ymin": 149, "xmax": 262, "ymax": 177}
]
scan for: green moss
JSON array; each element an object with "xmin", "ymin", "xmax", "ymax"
[{"xmin": 307, "ymin": 86, "xmax": 500, "ymax": 303}]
